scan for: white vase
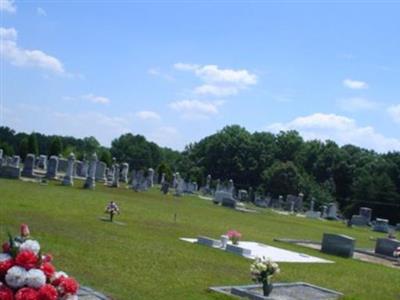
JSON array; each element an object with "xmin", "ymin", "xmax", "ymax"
[{"xmin": 220, "ymin": 235, "xmax": 228, "ymax": 248}]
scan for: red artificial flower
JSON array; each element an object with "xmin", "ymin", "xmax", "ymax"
[
  {"xmin": 42, "ymin": 254, "xmax": 53, "ymax": 264},
  {"xmin": 15, "ymin": 288, "xmax": 38, "ymax": 300},
  {"xmin": 58, "ymin": 277, "xmax": 79, "ymax": 295},
  {"xmin": 0, "ymin": 285, "xmax": 14, "ymax": 300},
  {"xmin": 0, "ymin": 259, "xmax": 15, "ymax": 277},
  {"xmin": 15, "ymin": 250, "xmax": 38, "ymax": 270},
  {"xmin": 40, "ymin": 263, "xmax": 55, "ymax": 279},
  {"xmin": 38, "ymin": 284, "xmax": 57, "ymax": 300},
  {"xmin": 20, "ymin": 224, "xmax": 30, "ymax": 238},
  {"xmin": 2, "ymin": 243, "xmax": 10, "ymax": 254}
]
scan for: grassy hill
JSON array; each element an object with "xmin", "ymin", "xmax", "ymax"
[{"xmin": 0, "ymin": 178, "xmax": 398, "ymax": 299}]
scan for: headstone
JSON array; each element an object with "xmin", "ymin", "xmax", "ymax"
[
  {"xmin": 95, "ymin": 161, "xmax": 107, "ymax": 182},
  {"xmin": 37, "ymin": 155, "xmax": 47, "ymax": 169},
  {"xmin": 227, "ymin": 179, "xmax": 234, "ymax": 196},
  {"xmin": 62, "ymin": 153, "xmax": 75, "ymax": 186},
  {"xmin": 296, "ymin": 192, "xmax": 304, "ymax": 212},
  {"xmin": 0, "ymin": 165, "xmax": 21, "ymax": 179},
  {"xmin": 375, "ymin": 238, "xmax": 400, "ymax": 257},
  {"xmin": 216, "ymin": 179, "xmax": 221, "ymax": 192},
  {"xmin": 373, "ymin": 218, "xmax": 390, "ymax": 233},
  {"xmin": 306, "ymin": 198, "xmax": 320, "ymax": 219},
  {"xmin": 225, "ymin": 244, "xmax": 251, "ymax": 256},
  {"xmin": 160, "ymin": 173, "xmax": 166, "ymax": 185},
  {"xmin": 58, "ymin": 158, "xmax": 68, "ymax": 173},
  {"xmin": 326, "ymin": 203, "xmax": 338, "ymax": 220},
  {"xmin": 321, "ymin": 205, "xmax": 328, "ymax": 218},
  {"xmin": 120, "ymin": 163, "xmax": 129, "ymax": 183},
  {"xmin": 21, "ymin": 154, "xmax": 35, "ymax": 177},
  {"xmin": 359, "ymin": 207, "xmax": 372, "ymax": 222},
  {"xmin": 147, "ymin": 168, "xmax": 154, "ymax": 187},
  {"xmin": 321, "ymin": 233, "xmax": 355, "ymax": 258},
  {"xmin": 80, "ymin": 160, "xmax": 89, "ymax": 177},
  {"xmin": 222, "ymin": 197, "xmax": 237, "ymax": 209},
  {"xmin": 172, "ymin": 172, "xmax": 177, "ymax": 189},
  {"xmin": 161, "ymin": 181, "xmax": 169, "ymax": 194},
  {"xmin": 213, "ymin": 191, "xmax": 234, "ymax": 204},
  {"xmin": 238, "ymin": 190, "xmax": 248, "ymax": 201},
  {"xmin": 0, "ymin": 149, "xmax": 3, "ymax": 159},
  {"xmin": 197, "ymin": 236, "xmax": 220, "ymax": 248},
  {"xmin": 174, "ymin": 175, "xmax": 184, "ymax": 196},
  {"xmin": 84, "ymin": 153, "xmax": 97, "ymax": 189},
  {"xmin": 111, "ymin": 164, "xmax": 120, "ymax": 188},
  {"xmin": 351, "ymin": 215, "xmax": 368, "ymax": 226},
  {"xmin": 46, "ymin": 156, "xmax": 59, "ymax": 179},
  {"xmin": 74, "ymin": 160, "xmax": 83, "ymax": 177},
  {"xmin": 396, "ymin": 223, "xmax": 400, "ymax": 231},
  {"xmin": 11, "ymin": 155, "xmax": 20, "ymax": 167}
]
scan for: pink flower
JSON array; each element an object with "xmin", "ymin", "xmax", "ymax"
[
  {"xmin": 15, "ymin": 250, "xmax": 38, "ymax": 270},
  {"xmin": 20, "ymin": 224, "xmax": 30, "ymax": 238},
  {"xmin": 15, "ymin": 288, "xmax": 39, "ymax": 300}
]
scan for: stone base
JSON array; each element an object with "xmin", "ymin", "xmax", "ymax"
[
  {"xmin": 225, "ymin": 243, "xmax": 251, "ymax": 256},
  {"xmin": 0, "ymin": 166, "xmax": 21, "ymax": 179},
  {"xmin": 21, "ymin": 169, "xmax": 35, "ymax": 178},
  {"xmin": 84, "ymin": 177, "xmax": 96, "ymax": 189},
  {"xmin": 62, "ymin": 176, "xmax": 74, "ymax": 186},
  {"xmin": 210, "ymin": 283, "xmax": 343, "ymax": 300}
]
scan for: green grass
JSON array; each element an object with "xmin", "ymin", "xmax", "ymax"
[{"xmin": 0, "ymin": 178, "xmax": 399, "ymax": 300}]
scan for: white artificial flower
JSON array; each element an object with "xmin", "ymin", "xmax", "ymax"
[
  {"xmin": 20, "ymin": 240, "xmax": 41, "ymax": 254},
  {"xmin": 5, "ymin": 266, "xmax": 27, "ymax": 288},
  {"xmin": 26, "ymin": 268, "xmax": 46, "ymax": 288},
  {"xmin": 51, "ymin": 271, "xmax": 68, "ymax": 282},
  {"xmin": 0, "ymin": 253, "xmax": 12, "ymax": 262},
  {"xmin": 62, "ymin": 295, "xmax": 78, "ymax": 300}
]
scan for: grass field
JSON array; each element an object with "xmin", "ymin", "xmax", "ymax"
[{"xmin": 0, "ymin": 178, "xmax": 399, "ymax": 300}]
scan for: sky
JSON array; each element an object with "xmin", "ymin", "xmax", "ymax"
[{"xmin": 1, "ymin": 0, "xmax": 400, "ymax": 152}]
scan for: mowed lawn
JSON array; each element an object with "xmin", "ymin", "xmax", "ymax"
[{"xmin": 0, "ymin": 178, "xmax": 399, "ymax": 300}]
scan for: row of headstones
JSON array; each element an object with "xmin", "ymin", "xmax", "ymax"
[
  {"xmin": 168, "ymin": 172, "xmax": 198, "ymax": 196},
  {"xmin": 350, "ymin": 207, "xmax": 396, "ymax": 233},
  {"xmin": 201, "ymin": 175, "xmax": 235, "ymax": 196},
  {"xmin": 321, "ymin": 233, "xmax": 400, "ymax": 259}
]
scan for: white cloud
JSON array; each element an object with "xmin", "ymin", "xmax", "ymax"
[
  {"xmin": 169, "ymin": 99, "xmax": 224, "ymax": 119},
  {"xmin": 0, "ymin": 0, "xmax": 16, "ymax": 13},
  {"xmin": 82, "ymin": 94, "xmax": 110, "ymax": 104},
  {"xmin": 0, "ymin": 27, "xmax": 17, "ymax": 40},
  {"xmin": 37, "ymin": 7, "xmax": 47, "ymax": 16},
  {"xmin": 266, "ymin": 113, "xmax": 400, "ymax": 153},
  {"xmin": 337, "ymin": 97, "xmax": 378, "ymax": 111},
  {"xmin": 193, "ymin": 84, "xmax": 239, "ymax": 97},
  {"xmin": 147, "ymin": 67, "xmax": 174, "ymax": 81},
  {"xmin": 0, "ymin": 27, "xmax": 65, "ymax": 74},
  {"xmin": 387, "ymin": 104, "xmax": 400, "ymax": 123},
  {"xmin": 174, "ymin": 63, "xmax": 257, "ymax": 97},
  {"xmin": 135, "ymin": 110, "xmax": 161, "ymax": 121},
  {"xmin": 343, "ymin": 78, "xmax": 368, "ymax": 89}
]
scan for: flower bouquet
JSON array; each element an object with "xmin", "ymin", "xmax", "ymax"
[
  {"xmin": 226, "ymin": 230, "xmax": 241, "ymax": 245},
  {"xmin": 0, "ymin": 224, "xmax": 79, "ymax": 300},
  {"xmin": 393, "ymin": 246, "xmax": 400, "ymax": 265},
  {"xmin": 250, "ymin": 256, "xmax": 280, "ymax": 296}
]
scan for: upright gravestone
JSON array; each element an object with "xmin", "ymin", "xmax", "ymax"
[
  {"xmin": 238, "ymin": 190, "xmax": 248, "ymax": 201},
  {"xmin": 160, "ymin": 173, "xmax": 166, "ymax": 185},
  {"xmin": 95, "ymin": 161, "xmax": 107, "ymax": 182},
  {"xmin": 326, "ymin": 203, "xmax": 338, "ymax": 220},
  {"xmin": 120, "ymin": 163, "xmax": 129, "ymax": 183},
  {"xmin": 360, "ymin": 207, "xmax": 372, "ymax": 223},
  {"xmin": 84, "ymin": 153, "xmax": 97, "ymax": 189},
  {"xmin": 62, "ymin": 153, "xmax": 75, "ymax": 186},
  {"xmin": 80, "ymin": 160, "xmax": 89, "ymax": 177},
  {"xmin": 321, "ymin": 233, "xmax": 355, "ymax": 258},
  {"xmin": 375, "ymin": 238, "xmax": 400, "ymax": 257},
  {"xmin": 216, "ymin": 179, "xmax": 221, "ymax": 192},
  {"xmin": 373, "ymin": 218, "xmax": 390, "ymax": 233},
  {"xmin": 111, "ymin": 164, "xmax": 120, "ymax": 188},
  {"xmin": 227, "ymin": 179, "xmax": 234, "ymax": 196},
  {"xmin": 21, "ymin": 154, "xmax": 35, "ymax": 177},
  {"xmin": 11, "ymin": 155, "xmax": 20, "ymax": 167},
  {"xmin": 175, "ymin": 174, "xmax": 184, "ymax": 196},
  {"xmin": 147, "ymin": 168, "xmax": 154, "ymax": 187},
  {"xmin": 38, "ymin": 155, "xmax": 47, "ymax": 169},
  {"xmin": 306, "ymin": 198, "xmax": 320, "ymax": 219},
  {"xmin": 58, "ymin": 158, "xmax": 68, "ymax": 173},
  {"xmin": 321, "ymin": 205, "xmax": 328, "ymax": 218},
  {"xmin": 0, "ymin": 149, "xmax": 3, "ymax": 166},
  {"xmin": 172, "ymin": 172, "xmax": 178, "ymax": 189},
  {"xmin": 46, "ymin": 156, "xmax": 59, "ymax": 179},
  {"xmin": 74, "ymin": 160, "xmax": 83, "ymax": 177}
]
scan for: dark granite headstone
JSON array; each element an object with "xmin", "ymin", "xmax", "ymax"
[
  {"xmin": 375, "ymin": 238, "xmax": 400, "ymax": 257},
  {"xmin": 197, "ymin": 236, "xmax": 221, "ymax": 248},
  {"xmin": 225, "ymin": 244, "xmax": 251, "ymax": 256},
  {"xmin": 321, "ymin": 233, "xmax": 355, "ymax": 258}
]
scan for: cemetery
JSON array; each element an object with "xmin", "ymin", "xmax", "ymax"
[{"xmin": 1, "ymin": 159, "xmax": 399, "ymax": 299}]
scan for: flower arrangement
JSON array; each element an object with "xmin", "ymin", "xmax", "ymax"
[
  {"xmin": 250, "ymin": 256, "xmax": 280, "ymax": 284},
  {"xmin": 0, "ymin": 224, "xmax": 79, "ymax": 300},
  {"xmin": 226, "ymin": 230, "xmax": 241, "ymax": 245}
]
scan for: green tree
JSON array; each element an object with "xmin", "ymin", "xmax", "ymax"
[
  {"xmin": 28, "ymin": 133, "xmax": 39, "ymax": 155},
  {"xmin": 262, "ymin": 161, "xmax": 302, "ymax": 197},
  {"xmin": 49, "ymin": 137, "xmax": 63, "ymax": 156},
  {"xmin": 18, "ymin": 138, "xmax": 29, "ymax": 160}
]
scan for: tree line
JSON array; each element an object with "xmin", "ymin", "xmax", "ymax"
[{"xmin": 1, "ymin": 125, "xmax": 399, "ymax": 223}]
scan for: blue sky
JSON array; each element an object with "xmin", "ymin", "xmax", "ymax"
[{"xmin": 1, "ymin": 0, "xmax": 400, "ymax": 152}]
